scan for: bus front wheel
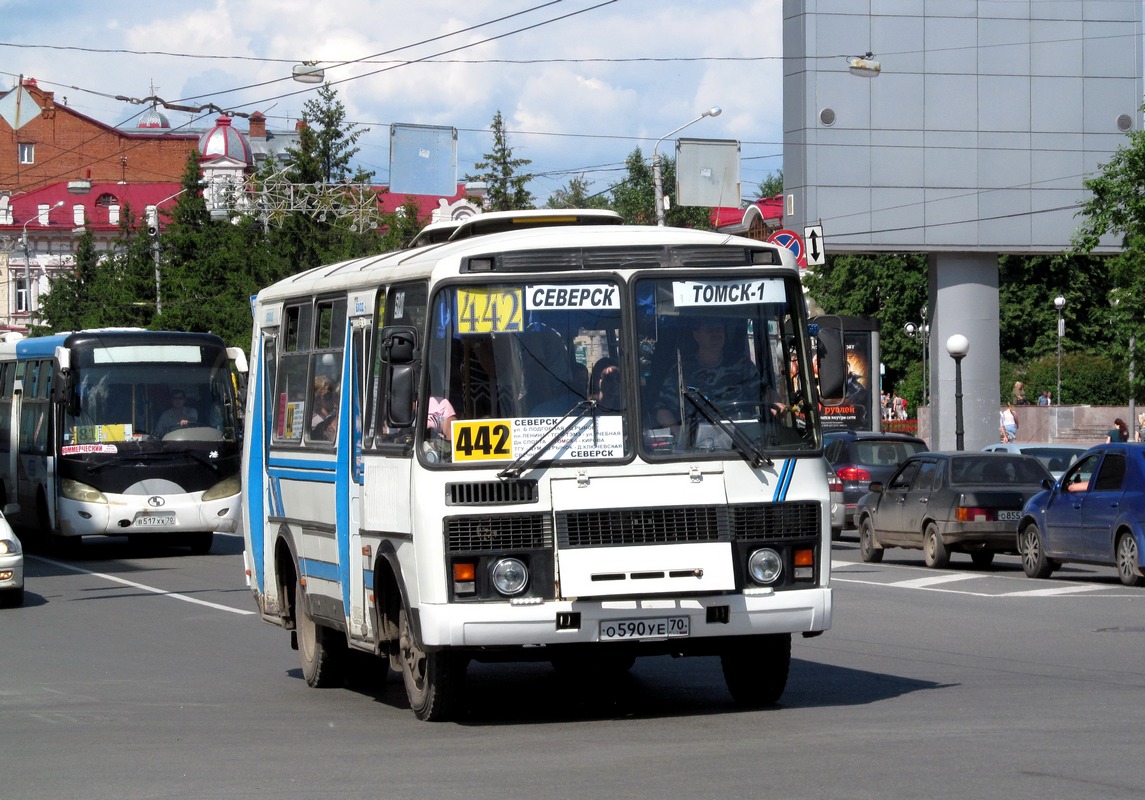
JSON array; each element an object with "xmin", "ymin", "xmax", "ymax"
[
  {"xmin": 721, "ymin": 633, "xmax": 791, "ymax": 707},
  {"xmin": 296, "ymin": 576, "xmax": 347, "ymax": 688},
  {"xmin": 399, "ymin": 605, "xmax": 465, "ymax": 721}
]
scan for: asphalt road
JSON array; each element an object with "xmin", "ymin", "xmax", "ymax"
[{"xmin": 3, "ymin": 532, "xmax": 1144, "ymax": 800}]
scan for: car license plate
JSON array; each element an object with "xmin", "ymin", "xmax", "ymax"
[
  {"xmin": 600, "ymin": 616, "xmax": 690, "ymax": 641},
  {"xmin": 133, "ymin": 512, "xmax": 176, "ymax": 527},
  {"xmin": 997, "ymin": 510, "xmax": 1021, "ymax": 521}
]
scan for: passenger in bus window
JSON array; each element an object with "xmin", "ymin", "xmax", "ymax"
[
  {"xmin": 654, "ymin": 321, "xmax": 760, "ymax": 429},
  {"xmin": 590, "ymin": 357, "xmax": 622, "ymax": 412},
  {"xmin": 310, "ymin": 375, "xmax": 338, "ymax": 439},
  {"xmin": 155, "ymin": 389, "xmax": 198, "ymax": 438},
  {"xmin": 426, "ymin": 395, "xmax": 456, "ymax": 439}
]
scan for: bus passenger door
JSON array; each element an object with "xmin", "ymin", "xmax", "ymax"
[{"xmin": 347, "ymin": 319, "xmax": 371, "ymax": 645}]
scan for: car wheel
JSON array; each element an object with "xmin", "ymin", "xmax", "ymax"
[
  {"xmin": 0, "ymin": 586, "xmax": 23, "ymax": 608},
  {"xmin": 1115, "ymin": 532, "xmax": 1145, "ymax": 587},
  {"xmin": 970, "ymin": 550, "xmax": 995, "ymax": 569},
  {"xmin": 1019, "ymin": 523, "xmax": 1055, "ymax": 579},
  {"xmin": 858, "ymin": 517, "xmax": 883, "ymax": 563},
  {"xmin": 721, "ymin": 633, "xmax": 791, "ymax": 707},
  {"xmin": 923, "ymin": 523, "xmax": 949, "ymax": 569}
]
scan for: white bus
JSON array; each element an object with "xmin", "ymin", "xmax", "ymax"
[
  {"xmin": 242, "ymin": 211, "xmax": 846, "ymax": 720},
  {"xmin": 0, "ymin": 329, "xmax": 247, "ymax": 555}
]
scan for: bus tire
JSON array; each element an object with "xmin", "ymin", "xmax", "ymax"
[
  {"xmin": 399, "ymin": 605, "xmax": 465, "ymax": 721},
  {"xmin": 721, "ymin": 633, "xmax": 791, "ymax": 707},
  {"xmin": 296, "ymin": 576, "xmax": 348, "ymax": 688}
]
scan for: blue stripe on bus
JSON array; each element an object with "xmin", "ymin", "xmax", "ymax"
[
  {"xmin": 335, "ymin": 338, "xmax": 353, "ymax": 617},
  {"xmin": 774, "ymin": 459, "xmax": 793, "ymax": 501},
  {"xmin": 267, "ymin": 456, "xmax": 338, "ymax": 472},
  {"xmin": 300, "ymin": 558, "xmax": 340, "ymax": 583},
  {"xmin": 249, "ymin": 331, "xmax": 268, "ymax": 593},
  {"xmin": 267, "ymin": 468, "xmax": 337, "ymax": 484}
]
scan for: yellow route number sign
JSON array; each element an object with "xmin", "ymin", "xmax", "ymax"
[
  {"xmin": 451, "ymin": 419, "xmax": 513, "ymax": 461},
  {"xmin": 456, "ymin": 288, "xmax": 523, "ymax": 334}
]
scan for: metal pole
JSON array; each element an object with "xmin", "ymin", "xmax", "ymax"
[
  {"xmin": 1056, "ymin": 313, "xmax": 1062, "ymax": 405},
  {"xmin": 954, "ymin": 355, "xmax": 965, "ymax": 451}
]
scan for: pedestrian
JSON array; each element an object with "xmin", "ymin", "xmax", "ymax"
[
  {"xmin": 1106, "ymin": 417, "xmax": 1129, "ymax": 443},
  {"xmin": 1036, "ymin": 390, "xmax": 1051, "ymax": 406},
  {"xmin": 1000, "ymin": 403, "xmax": 1018, "ymax": 443},
  {"xmin": 1011, "ymin": 381, "xmax": 1028, "ymax": 405}
]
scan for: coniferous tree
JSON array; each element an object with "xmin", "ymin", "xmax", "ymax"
[{"xmin": 466, "ymin": 110, "xmax": 533, "ymax": 211}]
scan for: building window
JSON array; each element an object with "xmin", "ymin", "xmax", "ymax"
[
  {"xmin": 18, "ymin": 143, "xmax": 34, "ymax": 165},
  {"xmin": 14, "ymin": 279, "xmax": 28, "ymax": 314}
]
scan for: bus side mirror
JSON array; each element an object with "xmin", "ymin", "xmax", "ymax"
[
  {"xmin": 380, "ymin": 326, "xmax": 419, "ymax": 428},
  {"xmin": 812, "ymin": 317, "xmax": 846, "ymax": 403}
]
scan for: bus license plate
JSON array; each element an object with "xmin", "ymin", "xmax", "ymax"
[
  {"xmin": 600, "ymin": 617, "xmax": 690, "ymax": 641},
  {"xmin": 997, "ymin": 510, "xmax": 1021, "ymax": 521},
  {"xmin": 133, "ymin": 512, "xmax": 176, "ymax": 527}
]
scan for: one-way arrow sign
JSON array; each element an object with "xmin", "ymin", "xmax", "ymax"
[{"xmin": 804, "ymin": 225, "xmax": 825, "ymax": 266}]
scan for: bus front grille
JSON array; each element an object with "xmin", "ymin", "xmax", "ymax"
[
  {"xmin": 446, "ymin": 479, "xmax": 538, "ymax": 506},
  {"xmin": 556, "ymin": 502, "xmax": 820, "ymax": 549},
  {"xmin": 445, "ymin": 513, "xmax": 553, "ymax": 553}
]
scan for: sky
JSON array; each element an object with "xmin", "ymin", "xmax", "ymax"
[{"xmin": 0, "ymin": 0, "xmax": 786, "ymax": 205}]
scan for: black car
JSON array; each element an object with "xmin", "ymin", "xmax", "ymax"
[
  {"xmin": 823, "ymin": 430, "xmax": 929, "ymax": 529},
  {"xmin": 856, "ymin": 451, "xmax": 1052, "ymax": 568}
]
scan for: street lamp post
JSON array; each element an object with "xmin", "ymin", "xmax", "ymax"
[
  {"xmin": 1054, "ymin": 295, "xmax": 1066, "ymax": 405},
  {"xmin": 946, "ymin": 334, "xmax": 970, "ymax": 451},
  {"xmin": 903, "ymin": 305, "xmax": 930, "ymax": 405},
  {"xmin": 19, "ymin": 200, "xmax": 65, "ymax": 320},
  {"xmin": 149, "ymin": 187, "xmax": 199, "ymax": 314},
  {"xmin": 652, "ymin": 106, "xmax": 721, "ymax": 227}
]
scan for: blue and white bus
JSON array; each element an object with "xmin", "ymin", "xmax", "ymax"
[
  {"xmin": 0, "ymin": 329, "xmax": 247, "ymax": 554},
  {"xmin": 242, "ymin": 211, "xmax": 846, "ymax": 720}
]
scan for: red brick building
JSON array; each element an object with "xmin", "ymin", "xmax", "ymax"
[{"xmin": 0, "ymin": 78, "xmax": 198, "ymax": 194}]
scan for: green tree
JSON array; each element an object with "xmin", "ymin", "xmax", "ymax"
[
  {"xmin": 286, "ymin": 83, "xmax": 373, "ymax": 184},
  {"xmin": 608, "ymin": 147, "xmax": 711, "ymax": 228},
  {"xmin": 801, "ymin": 252, "xmax": 928, "ymax": 401},
  {"xmin": 545, "ymin": 175, "xmax": 610, "ymax": 209},
  {"xmin": 756, "ymin": 170, "xmax": 783, "ymax": 199},
  {"xmin": 466, "ymin": 110, "xmax": 534, "ymax": 211}
]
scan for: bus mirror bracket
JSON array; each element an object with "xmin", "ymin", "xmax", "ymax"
[
  {"xmin": 812, "ymin": 316, "xmax": 847, "ymax": 404},
  {"xmin": 381, "ymin": 326, "xmax": 419, "ymax": 428}
]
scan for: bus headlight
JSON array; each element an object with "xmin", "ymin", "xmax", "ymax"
[
  {"xmin": 202, "ymin": 475, "xmax": 241, "ymax": 502},
  {"xmin": 747, "ymin": 548, "xmax": 783, "ymax": 585},
  {"xmin": 61, "ymin": 479, "xmax": 107, "ymax": 504},
  {"xmin": 491, "ymin": 558, "xmax": 529, "ymax": 596},
  {"xmin": 0, "ymin": 537, "xmax": 20, "ymax": 555}
]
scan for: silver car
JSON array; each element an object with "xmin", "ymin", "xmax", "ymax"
[
  {"xmin": 0, "ymin": 518, "xmax": 23, "ymax": 608},
  {"xmin": 981, "ymin": 442, "xmax": 1087, "ymax": 480}
]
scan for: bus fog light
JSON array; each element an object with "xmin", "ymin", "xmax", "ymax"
[
  {"xmin": 61, "ymin": 479, "xmax": 107, "ymax": 504},
  {"xmin": 748, "ymin": 548, "xmax": 783, "ymax": 584},
  {"xmin": 491, "ymin": 558, "xmax": 529, "ymax": 596}
]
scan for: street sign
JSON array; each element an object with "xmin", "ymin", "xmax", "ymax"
[
  {"xmin": 767, "ymin": 228, "xmax": 807, "ymax": 269},
  {"xmin": 804, "ymin": 224, "xmax": 825, "ymax": 266}
]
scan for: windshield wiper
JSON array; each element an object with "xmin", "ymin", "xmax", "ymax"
[
  {"xmin": 497, "ymin": 399, "xmax": 598, "ymax": 479},
  {"xmin": 681, "ymin": 387, "xmax": 772, "ymax": 467}
]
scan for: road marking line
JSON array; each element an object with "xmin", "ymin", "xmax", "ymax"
[
  {"xmin": 1002, "ymin": 584, "xmax": 1108, "ymax": 597},
  {"xmin": 31, "ymin": 555, "xmax": 256, "ymax": 615},
  {"xmin": 891, "ymin": 573, "xmax": 987, "ymax": 589}
]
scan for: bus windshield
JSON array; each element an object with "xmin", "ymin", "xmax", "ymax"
[
  {"xmin": 423, "ymin": 280, "xmax": 626, "ymax": 466},
  {"xmin": 63, "ymin": 358, "xmax": 237, "ymax": 448},
  {"xmin": 635, "ymin": 274, "xmax": 817, "ymax": 458}
]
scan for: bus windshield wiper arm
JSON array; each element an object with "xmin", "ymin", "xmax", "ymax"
[
  {"xmin": 681, "ymin": 388, "xmax": 772, "ymax": 467},
  {"xmin": 497, "ymin": 399, "xmax": 597, "ymax": 480}
]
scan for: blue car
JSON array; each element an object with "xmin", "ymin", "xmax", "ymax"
[{"xmin": 1018, "ymin": 442, "xmax": 1145, "ymax": 587}]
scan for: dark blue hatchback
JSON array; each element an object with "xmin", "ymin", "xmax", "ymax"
[{"xmin": 1018, "ymin": 442, "xmax": 1145, "ymax": 587}]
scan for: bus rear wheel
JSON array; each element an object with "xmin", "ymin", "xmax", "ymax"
[
  {"xmin": 721, "ymin": 633, "xmax": 791, "ymax": 707},
  {"xmin": 296, "ymin": 577, "xmax": 347, "ymax": 688},
  {"xmin": 399, "ymin": 605, "xmax": 465, "ymax": 721}
]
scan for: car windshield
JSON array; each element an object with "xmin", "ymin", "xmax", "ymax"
[
  {"xmin": 949, "ymin": 455, "xmax": 1049, "ymax": 485},
  {"xmin": 1018, "ymin": 446, "xmax": 1081, "ymax": 474}
]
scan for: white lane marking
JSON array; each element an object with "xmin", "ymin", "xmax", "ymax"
[
  {"xmin": 892, "ymin": 573, "xmax": 986, "ymax": 589},
  {"xmin": 31, "ymin": 555, "xmax": 255, "ymax": 615},
  {"xmin": 1002, "ymin": 584, "xmax": 1107, "ymax": 597}
]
